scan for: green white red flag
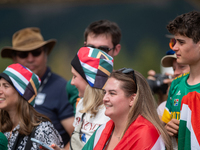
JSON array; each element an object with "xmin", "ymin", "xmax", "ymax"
[{"xmin": 178, "ymin": 91, "xmax": 200, "ymax": 150}]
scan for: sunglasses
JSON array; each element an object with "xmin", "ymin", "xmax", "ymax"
[
  {"xmin": 85, "ymin": 44, "xmax": 114, "ymax": 53},
  {"xmin": 169, "ymin": 38, "xmax": 176, "ymax": 49},
  {"xmin": 118, "ymin": 67, "xmax": 137, "ymax": 91},
  {"xmin": 15, "ymin": 48, "xmax": 43, "ymax": 59}
]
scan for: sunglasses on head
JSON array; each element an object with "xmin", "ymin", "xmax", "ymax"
[
  {"xmin": 118, "ymin": 67, "xmax": 137, "ymax": 91},
  {"xmin": 85, "ymin": 44, "xmax": 114, "ymax": 53},
  {"xmin": 169, "ymin": 38, "xmax": 176, "ymax": 49},
  {"xmin": 15, "ymin": 48, "xmax": 44, "ymax": 59}
]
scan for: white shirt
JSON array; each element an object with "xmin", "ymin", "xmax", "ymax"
[
  {"xmin": 157, "ymin": 101, "xmax": 167, "ymax": 116},
  {"xmin": 73, "ymin": 98, "xmax": 110, "ymax": 143}
]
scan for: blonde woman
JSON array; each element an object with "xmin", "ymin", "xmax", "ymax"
[
  {"xmin": 83, "ymin": 68, "xmax": 172, "ymax": 150},
  {"xmin": 46, "ymin": 47, "xmax": 114, "ymax": 150}
]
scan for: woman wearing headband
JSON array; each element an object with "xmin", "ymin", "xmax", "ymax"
[
  {"xmin": 0, "ymin": 63, "xmax": 63, "ymax": 150},
  {"xmin": 83, "ymin": 68, "xmax": 172, "ymax": 150},
  {"xmin": 46, "ymin": 47, "xmax": 114, "ymax": 150}
]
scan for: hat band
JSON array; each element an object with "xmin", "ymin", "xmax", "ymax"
[
  {"xmin": 0, "ymin": 73, "xmax": 14, "ymax": 87},
  {"xmin": 14, "ymin": 38, "xmax": 44, "ymax": 48},
  {"xmin": 71, "ymin": 54, "xmax": 87, "ymax": 82}
]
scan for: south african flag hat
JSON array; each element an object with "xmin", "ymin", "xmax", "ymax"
[
  {"xmin": 0, "ymin": 63, "xmax": 41, "ymax": 106},
  {"xmin": 71, "ymin": 47, "xmax": 114, "ymax": 89}
]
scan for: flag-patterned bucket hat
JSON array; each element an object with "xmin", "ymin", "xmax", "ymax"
[
  {"xmin": 0, "ymin": 63, "xmax": 41, "ymax": 106},
  {"xmin": 71, "ymin": 47, "xmax": 114, "ymax": 89}
]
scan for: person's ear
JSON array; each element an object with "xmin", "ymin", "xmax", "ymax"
[
  {"xmin": 113, "ymin": 44, "xmax": 121, "ymax": 57},
  {"xmin": 84, "ymin": 41, "xmax": 86, "ymax": 46},
  {"xmin": 129, "ymin": 93, "xmax": 136, "ymax": 107}
]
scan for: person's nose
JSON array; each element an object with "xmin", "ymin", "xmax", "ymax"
[
  {"xmin": 71, "ymin": 78, "xmax": 75, "ymax": 85},
  {"xmin": 0, "ymin": 87, "xmax": 3, "ymax": 94},
  {"xmin": 172, "ymin": 43, "xmax": 179, "ymax": 52},
  {"xmin": 103, "ymin": 93, "xmax": 109, "ymax": 103},
  {"xmin": 26, "ymin": 52, "xmax": 35, "ymax": 62}
]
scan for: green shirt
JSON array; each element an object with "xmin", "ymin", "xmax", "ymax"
[
  {"xmin": 66, "ymin": 79, "xmax": 79, "ymax": 115},
  {"xmin": 162, "ymin": 72, "xmax": 200, "ymax": 123},
  {"xmin": 0, "ymin": 132, "xmax": 8, "ymax": 150}
]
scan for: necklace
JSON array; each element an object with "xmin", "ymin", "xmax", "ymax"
[
  {"xmin": 103, "ymin": 129, "xmax": 113, "ymax": 150},
  {"xmin": 114, "ymin": 134, "xmax": 121, "ymax": 140}
]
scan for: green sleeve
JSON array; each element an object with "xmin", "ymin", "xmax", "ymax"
[{"xmin": 66, "ymin": 79, "xmax": 79, "ymax": 115}]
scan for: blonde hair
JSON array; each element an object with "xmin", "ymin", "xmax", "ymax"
[
  {"xmin": 0, "ymin": 95, "xmax": 50, "ymax": 135},
  {"xmin": 110, "ymin": 70, "xmax": 172, "ymax": 150},
  {"xmin": 80, "ymin": 84, "xmax": 104, "ymax": 116}
]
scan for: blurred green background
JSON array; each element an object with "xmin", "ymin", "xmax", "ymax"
[{"xmin": 0, "ymin": 0, "xmax": 200, "ymax": 80}]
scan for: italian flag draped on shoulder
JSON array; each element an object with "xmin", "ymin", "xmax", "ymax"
[
  {"xmin": 83, "ymin": 115, "xmax": 165, "ymax": 150},
  {"xmin": 178, "ymin": 91, "xmax": 200, "ymax": 150}
]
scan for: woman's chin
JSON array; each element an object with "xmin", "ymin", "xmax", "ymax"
[{"xmin": 105, "ymin": 110, "xmax": 112, "ymax": 118}]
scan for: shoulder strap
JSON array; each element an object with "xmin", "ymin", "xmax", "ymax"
[
  {"xmin": 24, "ymin": 126, "xmax": 37, "ymax": 150},
  {"xmin": 12, "ymin": 133, "xmax": 25, "ymax": 150},
  {"xmin": 81, "ymin": 113, "xmax": 86, "ymax": 122},
  {"xmin": 69, "ymin": 113, "xmax": 86, "ymax": 150},
  {"xmin": 79, "ymin": 113, "xmax": 86, "ymax": 133}
]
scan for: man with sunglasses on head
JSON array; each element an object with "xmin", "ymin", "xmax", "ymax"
[
  {"xmin": 67, "ymin": 19, "xmax": 122, "ymax": 114},
  {"xmin": 0, "ymin": 27, "xmax": 74, "ymax": 150}
]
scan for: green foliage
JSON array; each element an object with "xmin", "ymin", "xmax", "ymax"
[
  {"xmin": 48, "ymin": 44, "xmax": 74, "ymax": 80},
  {"xmin": 48, "ymin": 38, "xmax": 85, "ymax": 80},
  {"xmin": 113, "ymin": 36, "xmax": 162, "ymax": 78},
  {"xmin": 132, "ymin": 37, "xmax": 162, "ymax": 77},
  {"xmin": 0, "ymin": 39, "xmax": 13, "ymax": 73}
]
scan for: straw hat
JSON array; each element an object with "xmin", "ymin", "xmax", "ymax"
[{"xmin": 1, "ymin": 27, "xmax": 56, "ymax": 58}]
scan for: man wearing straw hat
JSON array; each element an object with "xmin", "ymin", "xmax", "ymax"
[{"xmin": 0, "ymin": 27, "xmax": 74, "ymax": 149}]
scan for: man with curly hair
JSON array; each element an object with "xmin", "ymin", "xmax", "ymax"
[{"xmin": 162, "ymin": 11, "xmax": 200, "ymax": 149}]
